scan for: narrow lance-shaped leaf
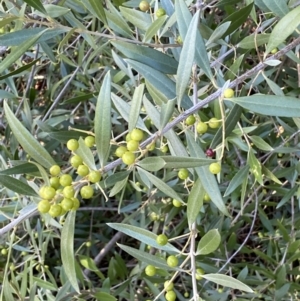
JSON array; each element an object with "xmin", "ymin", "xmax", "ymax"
[
  {"xmin": 0, "ymin": 175, "xmax": 38, "ymax": 197},
  {"xmin": 128, "ymin": 84, "xmax": 145, "ymax": 132},
  {"xmin": 117, "ymin": 244, "xmax": 170, "ymax": 270},
  {"xmin": 0, "ymin": 29, "xmax": 48, "ymax": 74},
  {"xmin": 112, "ymin": 41, "xmax": 178, "ymax": 74},
  {"xmin": 265, "ymin": 5, "xmax": 300, "ymax": 56},
  {"xmin": 4, "ymin": 102, "xmax": 56, "ymax": 169},
  {"xmin": 186, "ymin": 131, "xmax": 230, "ymax": 216},
  {"xmin": 248, "ymin": 148, "xmax": 263, "ymax": 185},
  {"xmin": 81, "ymin": 0, "xmax": 108, "ymax": 26},
  {"xmin": 95, "ymin": 72, "xmax": 111, "ymax": 168},
  {"xmin": 202, "ymin": 274, "xmax": 253, "ymax": 292},
  {"xmin": 175, "ymin": 0, "xmax": 213, "ymax": 80},
  {"xmin": 137, "ymin": 167, "xmax": 183, "ymax": 201},
  {"xmin": 176, "ymin": 10, "xmax": 199, "ymax": 107},
  {"xmin": 224, "ymin": 165, "xmax": 249, "ymax": 197},
  {"xmin": 61, "ymin": 211, "xmax": 80, "ymax": 292},
  {"xmin": 127, "ymin": 59, "xmax": 192, "ymax": 109},
  {"xmin": 187, "ymin": 178, "xmax": 204, "ymax": 227},
  {"xmin": 108, "ymin": 223, "xmax": 180, "ymax": 253},
  {"xmin": 160, "ymin": 98, "xmax": 176, "ymax": 131},
  {"xmin": 23, "ymin": 0, "xmax": 46, "ymax": 14},
  {"xmin": 229, "ymin": 95, "xmax": 300, "ymax": 117},
  {"xmin": 196, "ymin": 229, "xmax": 221, "ymax": 255}
]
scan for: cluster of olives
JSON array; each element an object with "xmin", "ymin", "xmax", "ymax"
[
  {"xmin": 144, "ymin": 234, "xmax": 204, "ymax": 301},
  {"xmin": 138, "ymin": 0, "xmax": 166, "ymax": 18},
  {"xmin": 37, "ymin": 136, "xmax": 101, "ymax": 217},
  {"xmin": 115, "ymin": 128, "xmax": 144, "ymax": 165}
]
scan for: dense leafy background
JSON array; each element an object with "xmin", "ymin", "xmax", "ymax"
[{"xmin": 0, "ymin": 0, "xmax": 300, "ymax": 300}]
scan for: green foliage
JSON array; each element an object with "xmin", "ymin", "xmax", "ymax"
[{"xmin": 1, "ymin": 0, "xmax": 300, "ymax": 300}]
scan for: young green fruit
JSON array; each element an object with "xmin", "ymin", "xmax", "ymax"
[
  {"xmin": 122, "ymin": 151, "xmax": 135, "ymax": 165},
  {"xmin": 165, "ymin": 290, "xmax": 176, "ymax": 301},
  {"xmin": 49, "ymin": 177, "xmax": 60, "ymax": 189},
  {"xmin": 196, "ymin": 122, "xmax": 208, "ymax": 134},
  {"xmin": 61, "ymin": 198, "xmax": 74, "ymax": 211},
  {"xmin": 156, "ymin": 234, "xmax": 168, "ymax": 246},
  {"xmin": 72, "ymin": 197, "xmax": 80, "ymax": 210},
  {"xmin": 208, "ymin": 117, "xmax": 220, "ymax": 129},
  {"xmin": 178, "ymin": 168, "xmax": 188, "ymax": 180},
  {"xmin": 130, "ymin": 128, "xmax": 144, "ymax": 141},
  {"xmin": 160, "ymin": 145, "xmax": 169, "ymax": 153},
  {"xmin": 63, "ymin": 185, "xmax": 75, "ymax": 198},
  {"xmin": 88, "ymin": 170, "xmax": 101, "ymax": 183},
  {"xmin": 115, "ymin": 146, "xmax": 127, "ymax": 158},
  {"xmin": 80, "ymin": 186, "xmax": 94, "ymax": 199},
  {"xmin": 172, "ymin": 199, "xmax": 182, "ymax": 208},
  {"xmin": 167, "ymin": 255, "xmax": 178, "ymax": 267},
  {"xmin": 204, "ymin": 193, "xmax": 211, "ymax": 202},
  {"xmin": 271, "ymin": 47, "xmax": 278, "ymax": 54},
  {"xmin": 70, "ymin": 155, "xmax": 83, "ymax": 168},
  {"xmin": 67, "ymin": 139, "xmax": 79, "ymax": 151},
  {"xmin": 84, "ymin": 135, "xmax": 95, "ymax": 147},
  {"xmin": 195, "ymin": 268, "xmax": 205, "ymax": 280},
  {"xmin": 223, "ymin": 88, "xmax": 234, "ymax": 98},
  {"xmin": 39, "ymin": 186, "xmax": 56, "ymax": 200},
  {"xmin": 164, "ymin": 280, "xmax": 174, "ymax": 291},
  {"xmin": 185, "ymin": 115, "xmax": 196, "ymax": 126},
  {"xmin": 139, "ymin": 0, "xmax": 150, "ymax": 11},
  {"xmin": 49, "ymin": 165, "xmax": 61, "ymax": 176},
  {"xmin": 145, "ymin": 265, "xmax": 156, "ymax": 276},
  {"xmin": 209, "ymin": 162, "xmax": 221, "ymax": 174},
  {"xmin": 77, "ymin": 165, "xmax": 89, "ymax": 177},
  {"xmin": 59, "ymin": 174, "xmax": 73, "ymax": 187},
  {"xmin": 48, "ymin": 204, "xmax": 62, "ymax": 217},
  {"xmin": 37, "ymin": 200, "xmax": 51, "ymax": 213},
  {"xmin": 127, "ymin": 140, "xmax": 139, "ymax": 151},
  {"xmin": 156, "ymin": 8, "xmax": 166, "ymax": 17}
]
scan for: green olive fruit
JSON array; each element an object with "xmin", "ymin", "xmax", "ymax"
[
  {"xmin": 80, "ymin": 186, "xmax": 94, "ymax": 199},
  {"xmin": 167, "ymin": 255, "xmax": 178, "ymax": 267},
  {"xmin": 59, "ymin": 174, "xmax": 73, "ymax": 187},
  {"xmin": 160, "ymin": 145, "xmax": 169, "ymax": 153},
  {"xmin": 209, "ymin": 162, "xmax": 221, "ymax": 174},
  {"xmin": 49, "ymin": 164, "xmax": 61, "ymax": 176},
  {"xmin": 196, "ymin": 122, "xmax": 208, "ymax": 134},
  {"xmin": 70, "ymin": 155, "xmax": 83, "ymax": 168},
  {"xmin": 84, "ymin": 135, "xmax": 95, "ymax": 147},
  {"xmin": 62, "ymin": 185, "xmax": 75, "ymax": 198},
  {"xmin": 37, "ymin": 199, "xmax": 51, "ymax": 213},
  {"xmin": 49, "ymin": 177, "xmax": 60, "ymax": 189},
  {"xmin": 185, "ymin": 115, "xmax": 196, "ymax": 126},
  {"xmin": 71, "ymin": 197, "xmax": 80, "ymax": 210},
  {"xmin": 115, "ymin": 146, "xmax": 127, "ymax": 158},
  {"xmin": 139, "ymin": 0, "xmax": 150, "ymax": 11},
  {"xmin": 156, "ymin": 8, "xmax": 166, "ymax": 17},
  {"xmin": 61, "ymin": 198, "xmax": 74, "ymax": 211},
  {"xmin": 164, "ymin": 280, "xmax": 174, "ymax": 291},
  {"xmin": 208, "ymin": 117, "xmax": 221, "ymax": 129},
  {"xmin": 48, "ymin": 204, "xmax": 62, "ymax": 217},
  {"xmin": 77, "ymin": 165, "xmax": 89, "ymax": 177},
  {"xmin": 130, "ymin": 128, "xmax": 144, "ymax": 141},
  {"xmin": 223, "ymin": 88, "xmax": 234, "ymax": 98},
  {"xmin": 122, "ymin": 151, "xmax": 135, "ymax": 165},
  {"xmin": 172, "ymin": 199, "xmax": 182, "ymax": 207},
  {"xmin": 195, "ymin": 268, "xmax": 205, "ymax": 280},
  {"xmin": 165, "ymin": 290, "xmax": 176, "ymax": 301},
  {"xmin": 88, "ymin": 170, "xmax": 101, "ymax": 183},
  {"xmin": 156, "ymin": 234, "xmax": 168, "ymax": 246},
  {"xmin": 145, "ymin": 265, "xmax": 156, "ymax": 276},
  {"xmin": 204, "ymin": 193, "xmax": 211, "ymax": 202},
  {"xmin": 178, "ymin": 168, "xmax": 188, "ymax": 180},
  {"xmin": 127, "ymin": 140, "xmax": 139, "ymax": 151},
  {"xmin": 39, "ymin": 186, "xmax": 56, "ymax": 200},
  {"xmin": 67, "ymin": 139, "xmax": 79, "ymax": 151}
]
